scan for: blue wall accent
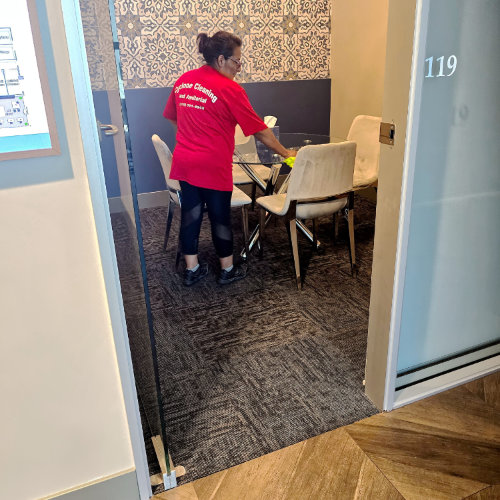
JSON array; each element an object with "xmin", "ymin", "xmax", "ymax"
[{"xmin": 121, "ymin": 78, "xmax": 331, "ymax": 195}]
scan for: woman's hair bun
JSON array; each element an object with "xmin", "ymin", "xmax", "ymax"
[
  {"xmin": 197, "ymin": 33, "xmax": 210, "ymax": 53},
  {"xmin": 197, "ymin": 31, "xmax": 242, "ymax": 66}
]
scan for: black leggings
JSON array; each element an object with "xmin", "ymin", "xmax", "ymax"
[{"xmin": 179, "ymin": 181, "xmax": 233, "ymax": 258}]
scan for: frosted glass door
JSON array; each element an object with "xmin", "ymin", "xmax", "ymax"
[
  {"xmin": 78, "ymin": 0, "xmax": 170, "ymax": 481},
  {"xmin": 395, "ymin": 0, "xmax": 500, "ymax": 389}
]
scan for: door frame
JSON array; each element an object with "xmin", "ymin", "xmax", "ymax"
[
  {"xmin": 62, "ymin": 0, "xmax": 152, "ymax": 497},
  {"xmin": 380, "ymin": 0, "xmax": 430, "ymax": 411}
]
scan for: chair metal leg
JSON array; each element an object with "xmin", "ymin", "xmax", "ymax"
[
  {"xmin": 333, "ymin": 212, "xmax": 339, "ymax": 244},
  {"xmin": 296, "ymin": 219, "xmax": 321, "ymax": 249},
  {"xmin": 241, "ymin": 205, "xmax": 249, "ymax": 260},
  {"xmin": 347, "ymin": 210, "xmax": 356, "ymax": 274},
  {"xmin": 163, "ymin": 202, "xmax": 175, "ymax": 251},
  {"xmin": 251, "ymin": 183, "xmax": 257, "ymax": 211},
  {"xmin": 259, "ymin": 206, "xmax": 266, "ymax": 258},
  {"xmin": 288, "ymin": 218, "xmax": 302, "ymax": 290},
  {"xmin": 347, "ymin": 192, "xmax": 357, "ymax": 275}
]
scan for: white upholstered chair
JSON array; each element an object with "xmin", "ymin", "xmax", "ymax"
[
  {"xmin": 347, "ymin": 115, "xmax": 381, "ymax": 189},
  {"xmin": 152, "ymin": 134, "xmax": 181, "ymax": 253},
  {"xmin": 232, "ymin": 125, "xmax": 271, "ymax": 190},
  {"xmin": 232, "ymin": 116, "xmax": 277, "ymax": 204},
  {"xmin": 257, "ymin": 141, "xmax": 357, "ymax": 289},
  {"xmin": 331, "ymin": 115, "xmax": 381, "ymax": 256},
  {"xmin": 152, "ymin": 134, "xmax": 252, "ymax": 267}
]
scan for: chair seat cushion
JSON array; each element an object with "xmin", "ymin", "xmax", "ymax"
[
  {"xmin": 296, "ymin": 198, "xmax": 347, "ymax": 219},
  {"xmin": 257, "ymin": 194, "xmax": 347, "ymax": 219},
  {"xmin": 257, "ymin": 194, "xmax": 288, "ymax": 215},
  {"xmin": 232, "ymin": 164, "xmax": 270, "ymax": 184},
  {"xmin": 353, "ymin": 173, "xmax": 377, "ymax": 189},
  {"xmin": 231, "ymin": 186, "xmax": 252, "ymax": 207}
]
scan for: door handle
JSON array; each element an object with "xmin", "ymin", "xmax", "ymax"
[
  {"xmin": 96, "ymin": 120, "xmax": 119, "ymax": 142},
  {"xmin": 99, "ymin": 123, "xmax": 119, "ymax": 136}
]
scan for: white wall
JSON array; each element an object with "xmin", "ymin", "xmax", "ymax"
[
  {"xmin": 0, "ymin": 1, "xmax": 135, "ymax": 499},
  {"xmin": 330, "ymin": 0, "xmax": 389, "ymax": 139}
]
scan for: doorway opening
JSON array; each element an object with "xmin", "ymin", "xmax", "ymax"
[{"xmin": 78, "ymin": 0, "xmax": 392, "ymax": 491}]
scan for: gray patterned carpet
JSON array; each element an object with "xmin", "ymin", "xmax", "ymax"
[{"xmin": 135, "ymin": 192, "xmax": 378, "ymax": 487}]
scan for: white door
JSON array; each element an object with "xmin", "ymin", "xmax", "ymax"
[{"xmin": 365, "ymin": 0, "xmax": 500, "ymax": 409}]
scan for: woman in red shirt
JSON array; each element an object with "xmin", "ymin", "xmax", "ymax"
[{"xmin": 164, "ymin": 31, "xmax": 296, "ymax": 286}]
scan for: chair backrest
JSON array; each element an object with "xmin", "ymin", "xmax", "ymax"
[
  {"xmin": 235, "ymin": 116, "xmax": 277, "ymax": 152},
  {"xmin": 234, "ymin": 124, "xmax": 252, "ymax": 146},
  {"xmin": 152, "ymin": 134, "xmax": 181, "ymax": 191},
  {"xmin": 234, "ymin": 125, "xmax": 260, "ymax": 161},
  {"xmin": 264, "ymin": 115, "xmax": 277, "ymax": 128},
  {"xmin": 347, "ymin": 115, "xmax": 381, "ymax": 187},
  {"xmin": 287, "ymin": 141, "xmax": 356, "ymax": 202}
]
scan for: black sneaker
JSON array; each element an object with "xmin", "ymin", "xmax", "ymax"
[
  {"xmin": 183, "ymin": 263, "xmax": 209, "ymax": 286},
  {"xmin": 217, "ymin": 263, "xmax": 248, "ymax": 285}
]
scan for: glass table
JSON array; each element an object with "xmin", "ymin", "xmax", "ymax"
[{"xmin": 233, "ymin": 133, "xmax": 334, "ymax": 256}]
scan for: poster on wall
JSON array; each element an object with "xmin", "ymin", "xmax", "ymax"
[{"xmin": 0, "ymin": 0, "xmax": 59, "ymax": 160}]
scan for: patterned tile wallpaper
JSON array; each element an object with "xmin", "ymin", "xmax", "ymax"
[
  {"xmin": 82, "ymin": 0, "xmax": 331, "ymax": 90},
  {"xmin": 80, "ymin": 0, "xmax": 119, "ymax": 91}
]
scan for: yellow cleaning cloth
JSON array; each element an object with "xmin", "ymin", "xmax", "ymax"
[{"xmin": 283, "ymin": 157, "xmax": 296, "ymax": 168}]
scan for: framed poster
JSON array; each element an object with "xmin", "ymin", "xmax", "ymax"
[{"xmin": 0, "ymin": 0, "xmax": 59, "ymax": 160}]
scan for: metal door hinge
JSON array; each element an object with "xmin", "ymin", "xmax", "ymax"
[{"xmin": 380, "ymin": 122, "xmax": 395, "ymax": 145}]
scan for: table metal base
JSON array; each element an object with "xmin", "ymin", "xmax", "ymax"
[{"xmin": 236, "ymin": 160, "xmax": 321, "ymax": 258}]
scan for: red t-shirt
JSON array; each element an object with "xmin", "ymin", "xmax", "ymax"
[{"xmin": 163, "ymin": 65, "xmax": 267, "ymax": 191}]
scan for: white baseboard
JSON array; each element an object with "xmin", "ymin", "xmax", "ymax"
[
  {"xmin": 396, "ymin": 343, "xmax": 500, "ymax": 389},
  {"xmin": 108, "ymin": 197, "xmax": 126, "ymax": 214},
  {"xmin": 108, "ymin": 191, "xmax": 169, "ymax": 214},
  {"xmin": 393, "ymin": 355, "xmax": 500, "ymax": 409},
  {"xmin": 138, "ymin": 191, "xmax": 169, "ymax": 209},
  {"xmin": 44, "ymin": 470, "xmax": 139, "ymax": 500}
]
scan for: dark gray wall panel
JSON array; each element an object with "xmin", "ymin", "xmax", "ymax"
[
  {"xmin": 125, "ymin": 87, "xmax": 173, "ymax": 195},
  {"xmin": 125, "ymin": 79, "xmax": 330, "ymax": 194},
  {"xmin": 243, "ymin": 79, "xmax": 331, "ymax": 134}
]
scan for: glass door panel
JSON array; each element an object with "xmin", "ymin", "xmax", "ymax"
[
  {"xmin": 78, "ymin": 0, "xmax": 170, "ymax": 483},
  {"xmin": 396, "ymin": 0, "xmax": 500, "ymax": 389}
]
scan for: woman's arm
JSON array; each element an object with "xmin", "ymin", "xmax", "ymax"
[{"xmin": 254, "ymin": 128, "xmax": 297, "ymax": 159}]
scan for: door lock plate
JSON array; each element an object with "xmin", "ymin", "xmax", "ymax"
[{"xmin": 380, "ymin": 122, "xmax": 395, "ymax": 145}]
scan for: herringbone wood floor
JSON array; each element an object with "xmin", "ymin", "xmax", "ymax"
[{"xmin": 154, "ymin": 371, "xmax": 500, "ymax": 499}]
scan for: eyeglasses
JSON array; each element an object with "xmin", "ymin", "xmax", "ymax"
[{"xmin": 228, "ymin": 56, "xmax": 242, "ymax": 67}]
